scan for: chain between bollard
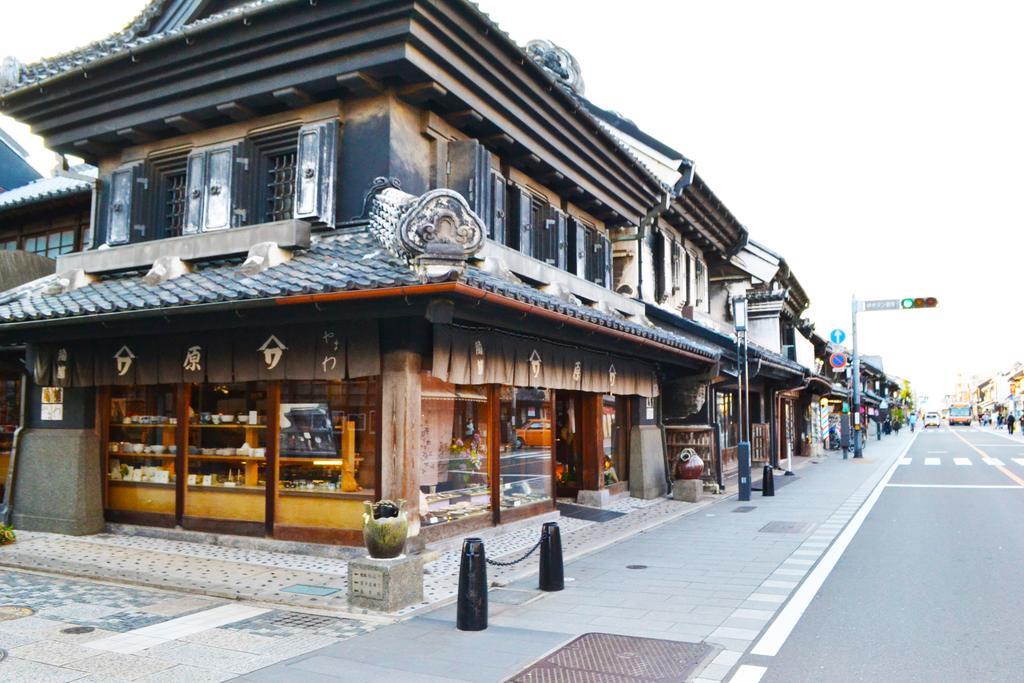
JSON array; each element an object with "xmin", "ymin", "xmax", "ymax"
[{"xmin": 485, "ymin": 538, "xmax": 542, "ymax": 567}]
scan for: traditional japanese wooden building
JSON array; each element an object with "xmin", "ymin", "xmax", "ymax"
[{"xmin": 0, "ymin": 0, "xmax": 734, "ymax": 544}]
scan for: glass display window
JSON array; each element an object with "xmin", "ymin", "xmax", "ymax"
[
  {"xmin": 185, "ymin": 382, "xmax": 268, "ymax": 523},
  {"xmin": 105, "ymin": 385, "xmax": 177, "ymax": 516},
  {"xmin": 499, "ymin": 387, "xmax": 553, "ymax": 512},
  {"xmin": 276, "ymin": 380, "xmax": 379, "ymax": 532},
  {"xmin": 0, "ymin": 377, "xmax": 21, "ymax": 500},
  {"xmin": 602, "ymin": 395, "xmax": 629, "ymax": 488},
  {"xmin": 419, "ymin": 374, "xmax": 490, "ymax": 527}
]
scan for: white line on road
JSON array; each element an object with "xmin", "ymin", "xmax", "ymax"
[
  {"xmin": 729, "ymin": 665, "xmax": 767, "ymax": 683},
  {"xmin": 924, "ymin": 457, "xmax": 941, "ymax": 465},
  {"xmin": 927, "ymin": 450, "xmax": 947, "ymax": 454},
  {"xmin": 953, "ymin": 457, "xmax": 972, "ymax": 466},
  {"xmin": 1014, "ymin": 458, "xmax": 1024, "ymax": 467},
  {"xmin": 898, "ymin": 457, "xmax": 912, "ymax": 465},
  {"xmin": 886, "ymin": 483, "xmax": 1024, "ymax": 489},
  {"xmin": 749, "ymin": 432, "xmax": 918, "ymax": 658},
  {"xmin": 985, "ymin": 457, "xmax": 1006, "ymax": 466}
]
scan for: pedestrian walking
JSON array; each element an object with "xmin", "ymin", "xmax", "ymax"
[
  {"xmin": 909, "ymin": 412, "xmax": 917, "ymax": 433},
  {"xmin": 1008, "ymin": 413, "xmax": 1016, "ymax": 435}
]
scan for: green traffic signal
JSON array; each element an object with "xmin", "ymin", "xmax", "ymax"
[{"xmin": 901, "ymin": 297, "xmax": 938, "ymax": 309}]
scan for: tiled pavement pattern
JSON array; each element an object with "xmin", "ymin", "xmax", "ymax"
[
  {"xmin": 0, "ymin": 493, "xmax": 717, "ymax": 618},
  {"xmin": 243, "ymin": 433, "xmax": 912, "ymax": 682},
  {"xmin": 0, "ymin": 570, "xmax": 375, "ymax": 682}
]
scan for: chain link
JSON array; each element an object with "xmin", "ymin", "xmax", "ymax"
[{"xmin": 485, "ymin": 538, "xmax": 542, "ymax": 567}]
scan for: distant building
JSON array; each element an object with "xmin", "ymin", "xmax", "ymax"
[{"xmin": 0, "ymin": 127, "xmax": 40, "ymax": 192}]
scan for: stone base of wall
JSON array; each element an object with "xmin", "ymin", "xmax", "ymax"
[
  {"xmin": 629, "ymin": 425, "xmax": 667, "ymax": 500},
  {"xmin": 12, "ymin": 429, "xmax": 103, "ymax": 535}
]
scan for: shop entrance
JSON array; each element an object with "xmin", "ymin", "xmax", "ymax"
[{"xmin": 554, "ymin": 392, "xmax": 584, "ymax": 497}]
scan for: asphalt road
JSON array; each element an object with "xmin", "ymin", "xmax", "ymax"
[{"xmin": 757, "ymin": 426, "xmax": 1024, "ymax": 683}]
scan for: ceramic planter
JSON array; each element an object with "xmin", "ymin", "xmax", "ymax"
[
  {"xmin": 674, "ymin": 449, "xmax": 704, "ymax": 481},
  {"xmin": 362, "ymin": 499, "xmax": 409, "ymax": 559}
]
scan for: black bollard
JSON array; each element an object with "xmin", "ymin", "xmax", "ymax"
[
  {"xmin": 762, "ymin": 464, "xmax": 775, "ymax": 497},
  {"xmin": 456, "ymin": 537, "xmax": 488, "ymax": 631},
  {"xmin": 538, "ymin": 522, "xmax": 564, "ymax": 592}
]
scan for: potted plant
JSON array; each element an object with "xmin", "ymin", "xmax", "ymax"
[
  {"xmin": 0, "ymin": 523, "xmax": 15, "ymax": 545},
  {"xmin": 362, "ymin": 499, "xmax": 409, "ymax": 559}
]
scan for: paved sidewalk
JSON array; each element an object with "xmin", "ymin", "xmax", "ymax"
[
  {"xmin": 239, "ymin": 431, "xmax": 914, "ymax": 682},
  {"xmin": 0, "ymin": 494, "xmax": 716, "ymax": 618}
]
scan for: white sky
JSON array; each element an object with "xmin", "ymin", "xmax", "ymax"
[{"xmin": 3, "ymin": 0, "xmax": 1022, "ymax": 407}]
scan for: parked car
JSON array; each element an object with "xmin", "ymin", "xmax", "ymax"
[
  {"xmin": 515, "ymin": 419, "xmax": 551, "ymax": 449},
  {"xmin": 923, "ymin": 412, "xmax": 942, "ymax": 428}
]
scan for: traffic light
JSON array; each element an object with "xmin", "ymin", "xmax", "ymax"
[{"xmin": 900, "ymin": 297, "xmax": 938, "ymax": 309}]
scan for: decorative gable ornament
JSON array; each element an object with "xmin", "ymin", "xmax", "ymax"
[
  {"xmin": 396, "ymin": 189, "xmax": 485, "ymax": 282},
  {"xmin": 525, "ymin": 40, "xmax": 586, "ymax": 96}
]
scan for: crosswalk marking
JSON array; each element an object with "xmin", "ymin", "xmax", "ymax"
[
  {"xmin": 898, "ymin": 458, "xmax": 912, "ymax": 465},
  {"xmin": 1013, "ymin": 458, "xmax": 1024, "ymax": 467},
  {"xmin": 984, "ymin": 457, "xmax": 1005, "ymax": 466},
  {"xmin": 953, "ymin": 458, "xmax": 972, "ymax": 466},
  {"xmin": 924, "ymin": 457, "xmax": 941, "ymax": 465}
]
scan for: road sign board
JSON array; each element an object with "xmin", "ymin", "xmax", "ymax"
[
  {"xmin": 862, "ymin": 299, "xmax": 901, "ymax": 311},
  {"xmin": 829, "ymin": 353, "xmax": 848, "ymax": 370},
  {"xmin": 830, "ymin": 328, "xmax": 846, "ymax": 344}
]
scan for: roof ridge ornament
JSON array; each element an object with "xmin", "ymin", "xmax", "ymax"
[
  {"xmin": 143, "ymin": 255, "xmax": 191, "ymax": 285},
  {"xmin": 398, "ymin": 189, "xmax": 486, "ymax": 282},
  {"xmin": 525, "ymin": 39, "xmax": 585, "ymax": 96}
]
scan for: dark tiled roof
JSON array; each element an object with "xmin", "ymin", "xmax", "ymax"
[
  {"xmin": 0, "ymin": 231, "xmax": 417, "ymax": 322},
  {"xmin": 0, "ymin": 175, "xmax": 92, "ymax": 213}
]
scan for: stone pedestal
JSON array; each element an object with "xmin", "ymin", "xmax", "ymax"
[
  {"xmin": 672, "ymin": 479, "xmax": 702, "ymax": 503},
  {"xmin": 348, "ymin": 555, "xmax": 424, "ymax": 612},
  {"xmin": 12, "ymin": 429, "xmax": 103, "ymax": 535},
  {"xmin": 629, "ymin": 424, "xmax": 667, "ymax": 500},
  {"xmin": 576, "ymin": 488, "xmax": 610, "ymax": 508}
]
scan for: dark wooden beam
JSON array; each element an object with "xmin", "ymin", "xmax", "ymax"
[
  {"xmin": 512, "ymin": 153, "xmax": 541, "ymax": 168},
  {"xmin": 216, "ymin": 101, "xmax": 256, "ymax": 121},
  {"xmin": 397, "ymin": 82, "xmax": 448, "ymax": 105},
  {"xmin": 538, "ymin": 171, "xmax": 565, "ymax": 186},
  {"xmin": 164, "ymin": 115, "xmax": 202, "ymax": 133},
  {"xmin": 72, "ymin": 139, "xmax": 112, "ymax": 160},
  {"xmin": 482, "ymin": 133, "xmax": 514, "ymax": 149},
  {"xmin": 272, "ymin": 87, "xmax": 312, "ymax": 107},
  {"xmin": 445, "ymin": 109, "xmax": 483, "ymax": 128},
  {"xmin": 336, "ymin": 71, "xmax": 383, "ymax": 96},
  {"xmin": 116, "ymin": 127, "xmax": 155, "ymax": 144}
]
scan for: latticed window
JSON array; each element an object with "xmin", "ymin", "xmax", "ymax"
[
  {"xmin": 164, "ymin": 171, "xmax": 187, "ymax": 237},
  {"xmin": 265, "ymin": 151, "xmax": 297, "ymax": 222}
]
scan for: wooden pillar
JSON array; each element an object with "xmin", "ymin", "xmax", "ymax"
[
  {"xmin": 580, "ymin": 394, "xmax": 603, "ymax": 491},
  {"xmin": 380, "ymin": 347, "xmax": 422, "ymax": 534}
]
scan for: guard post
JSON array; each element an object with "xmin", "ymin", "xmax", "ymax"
[{"xmin": 456, "ymin": 537, "xmax": 487, "ymax": 631}]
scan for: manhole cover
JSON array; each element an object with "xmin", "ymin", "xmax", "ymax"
[
  {"xmin": 280, "ymin": 584, "xmax": 340, "ymax": 597},
  {"xmin": 509, "ymin": 632, "xmax": 712, "ymax": 682},
  {"xmin": 0, "ymin": 606, "xmax": 33, "ymax": 621},
  {"xmin": 61, "ymin": 626, "xmax": 95, "ymax": 635},
  {"xmin": 759, "ymin": 521, "xmax": 813, "ymax": 534},
  {"xmin": 626, "ymin": 565, "xmax": 648, "ymax": 570},
  {"xmin": 733, "ymin": 506, "xmax": 757, "ymax": 513}
]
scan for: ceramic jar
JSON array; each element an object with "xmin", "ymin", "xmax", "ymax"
[
  {"xmin": 362, "ymin": 499, "xmax": 409, "ymax": 559},
  {"xmin": 674, "ymin": 449, "xmax": 704, "ymax": 480}
]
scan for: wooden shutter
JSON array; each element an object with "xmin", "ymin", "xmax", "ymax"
[
  {"xmin": 554, "ymin": 208, "xmax": 568, "ymax": 270},
  {"xmin": 294, "ymin": 119, "xmax": 339, "ymax": 226},
  {"xmin": 490, "ymin": 169, "xmax": 506, "ymax": 243},
  {"xmin": 601, "ymin": 232, "xmax": 612, "ymax": 289},
  {"xmin": 515, "ymin": 185, "xmax": 532, "ymax": 256},
  {"xmin": 183, "ymin": 150, "xmax": 206, "ymax": 235},
  {"xmin": 573, "ymin": 217, "xmax": 587, "ymax": 276},
  {"xmin": 652, "ymin": 228, "xmax": 665, "ymax": 301},
  {"xmin": 448, "ymin": 140, "xmax": 488, "ymax": 212},
  {"xmin": 671, "ymin": 239, "xmax": 682, "ymax": 295},
  {"xmin": 230, "ymin": 139, "xmax": 251, "ymax": 228},
  {"xmin": 105, "ymin": 162, "xmax": 145, "ymax": 246},
  {"xmin": 659, "ymin": 230, "xmax": 672, "ymax": 302},
  {"xmin": 540, "ymin": 205, "xmax": 557, "ymax": 264},
  {"xmin": 203, "ymin": 146, "xmax": 235, "ymax": 231}
]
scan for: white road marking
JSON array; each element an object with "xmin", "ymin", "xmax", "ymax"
[
  {"xmin": 886, "ymin": 483, "xmax": 1024, "ymax": 489},
  {"xmin": 924, "ymin": 457, "xmax": 941, "ymax": 465},
  {"xmin": 748, "ymin": 593, "xmax": 787, "ymax": 604},
  {"xmin": 782, "ymin": 558, "xmax": 815, "ymax": 566},
  {"xmin": 84, "ymin": 604, "xmax": 269, "ymax": 654},
  {"xmin": 729, "ymin": 665, "xmax": 767, "ymax": 683},
  {"xmin": 762, "ymin": 580, "xmax": 799, "ymax": 589},
  {"xmin": 984, "ymin": 458, "xmax": 1006, "ymax": 466},
  {"xmin": 750, "ymin": 432, "xmax": 918, "ymax": 658},
  {"xmin": 953, "ymin": 458, "xmax": 972, "ymax": 466},
  {"xmin": 898, "ymin": 457, "xmax": 912, "ymax": 465},
  {"xmin": 927, "ymin": 450, "xmax": 947, "ymax": 454},
  {"xmin": 1013, "ymin": 458, "xmax": 1024, "ymax": 467}
]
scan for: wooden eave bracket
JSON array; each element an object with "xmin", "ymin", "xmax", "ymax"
[
  {"xmin": 397, "ymin": 81, "xmax": 448, "ymax": 105},
  {"xmin": 336, "ymin": 71, "xmax": 383, "ymax": 96},
  {"xmin": 216, "ymin": 101, "xmax": 256, "ymax": 122}
]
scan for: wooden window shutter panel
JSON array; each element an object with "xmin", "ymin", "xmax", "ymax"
[
  {"xmin": 573, "ymin": 217, "xmax": 587, "ymax": 276},
  {"xmin": 671, "ymin": 240, "xmax": 681, "ymax": 294},
  {"xmin": 447, "ymin": 139, "xmax": 490, "ymax": 217},
  {"xmin": 230, "ymin": 139, "xmax": 252, "ymax": 228},
  {"xmin": 516, "ymin": 185, "xmax": 532, "ymax": 257},
  {"xmin": 294, "ymin": 120, "xmax": 339, "ymax": 226},
  {"xmin": 652, "ymin": 228, "xmax": 665, "ymax": 301},
  {"xmin": 106, "ymin": 162, "xmax": 145, "ymax": 246},
  {"xmin": 489, "ymin": 169, "xmax": 506, "ymax": 243},
  {"xmin": 660, "ymin": 230, "xmax": 672, "ymax": 302},
  {"xmin": 599, "ymin": 232, "xmax": 611, "ymax": 288},
  {"xmin": 202, "ymin": 146, "xmax": 235, "ymax": 231},
  {"xmin": 183, "ymin": 149, "xmax": 206, "ymax": 235},
  {"xmin": 554, "ymin": 209, "xmax": 568, "ymax": 271}
]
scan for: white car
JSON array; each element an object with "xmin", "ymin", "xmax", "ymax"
[{"xmin": 923, "ymin": 412, "xmax": 942, "ymax": 428}]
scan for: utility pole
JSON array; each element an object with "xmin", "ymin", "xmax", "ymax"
[{"xmin": 851, "ymin": 297, "xmax": 863, "ymax": 458}]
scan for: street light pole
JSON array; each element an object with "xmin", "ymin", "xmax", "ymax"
[
  {"xmin": 733, "ymin": 297, "xmax": 752, "ymax": 501},
  {"xmin": 852, "ymin": 296, "xmax": 863, "ymax": 458}
]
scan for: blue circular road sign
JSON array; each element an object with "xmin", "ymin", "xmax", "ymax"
[{"xmin": 830, "ymin": 329, "xmax": 846, "ymax": 345}]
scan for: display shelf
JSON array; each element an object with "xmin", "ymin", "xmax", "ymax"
[
  {"xmin": 108, "ymin": 479, "xmax": 174, "ymax": 488},
  {"xmin": 279, "ymin": 489, "xmax": 374, "ymax": 499},
  {"xmin": 109, "ymin": 452, "xmax": 176, "ymax": 460},
  {"xmin": 110, "ymin": 424, "xmax": 177, "ymax": 429},
  {"xmin": 188, "ymin": 455, "xmax": 266, "ymax": 463},
  {"xmin": 189, "ymin": 424, "xmax": 266, "ymax": 429},
  {"xmin": 186, "ymin": 484, "xmax": 264, "ymax": 493}
]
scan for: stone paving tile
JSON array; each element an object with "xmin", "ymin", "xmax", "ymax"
[
  {"xmin": 138, "ymin": 665, "xmax": 235, "ymax": 683},
  {"xmin": 140, "ymin": 596, "xmax": 225, "ymax": 617},
  {"xmin": 0, "ymin": 657, "xmax": 89, "ymax": 683},
  {"xmin": 178, "ymin": 628, "xmax": 280, "ymax": 654},
  {"xmin": 65, "ymin": 651, "xmax": 175, "ymax": 682},
  {"xmin": 8, "ymin": 638, "xmax": 101, "ymax": 666},
  {"xmin": 143, "ymin": 641, "xmax": 279, "ymax": 675}
]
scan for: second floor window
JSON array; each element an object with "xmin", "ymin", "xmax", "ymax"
[
  {"xmin": 164, "ymin": 171, "xmax": 187, "ymax": 237},
  {"xmin": 24, "ymin": 229, "xmax": 75, "ymax": 259},
  {"xmin": 265, "ymin": 150, "xmax": 297, "ymax": 222}
]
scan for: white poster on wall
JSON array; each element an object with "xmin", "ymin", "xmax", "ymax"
[{"xmin": 40, "ymin": 387, "xmax": 64, "ymax": 422}]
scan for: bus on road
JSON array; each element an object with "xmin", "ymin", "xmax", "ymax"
[{"xmin": 948, "ymin": 403, "xmax": 973, "ymax": 426}]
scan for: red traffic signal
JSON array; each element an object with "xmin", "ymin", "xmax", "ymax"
[{"xmin": 900, "ymin": 297, "xmax": 938, "ymax": 309}]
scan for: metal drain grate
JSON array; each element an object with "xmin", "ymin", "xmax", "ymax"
[
  {"xmin": 509, "ymin": 632, "xmax": 712, "ymax": 682},
  {"xmin": 268, "ymin": 611, "xmax": 339, "ymax": 629},
  {"xmin": 280, "ymin": 584, "xmax": 340, "ymax": 597},
  {"xmin": 733, "ymin": 506, "xmax": 757, "ymax": 513},
  {"xmin": 626, "ymin": 565, "xmax": 648, "ymax": 570},
  {"xmin": 0, "ymin": 606, "xmax": 33, "ymax": 622},
  {"xmin": 759, "ymin": 521, "xmax": 814, "ymax": 534}
]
